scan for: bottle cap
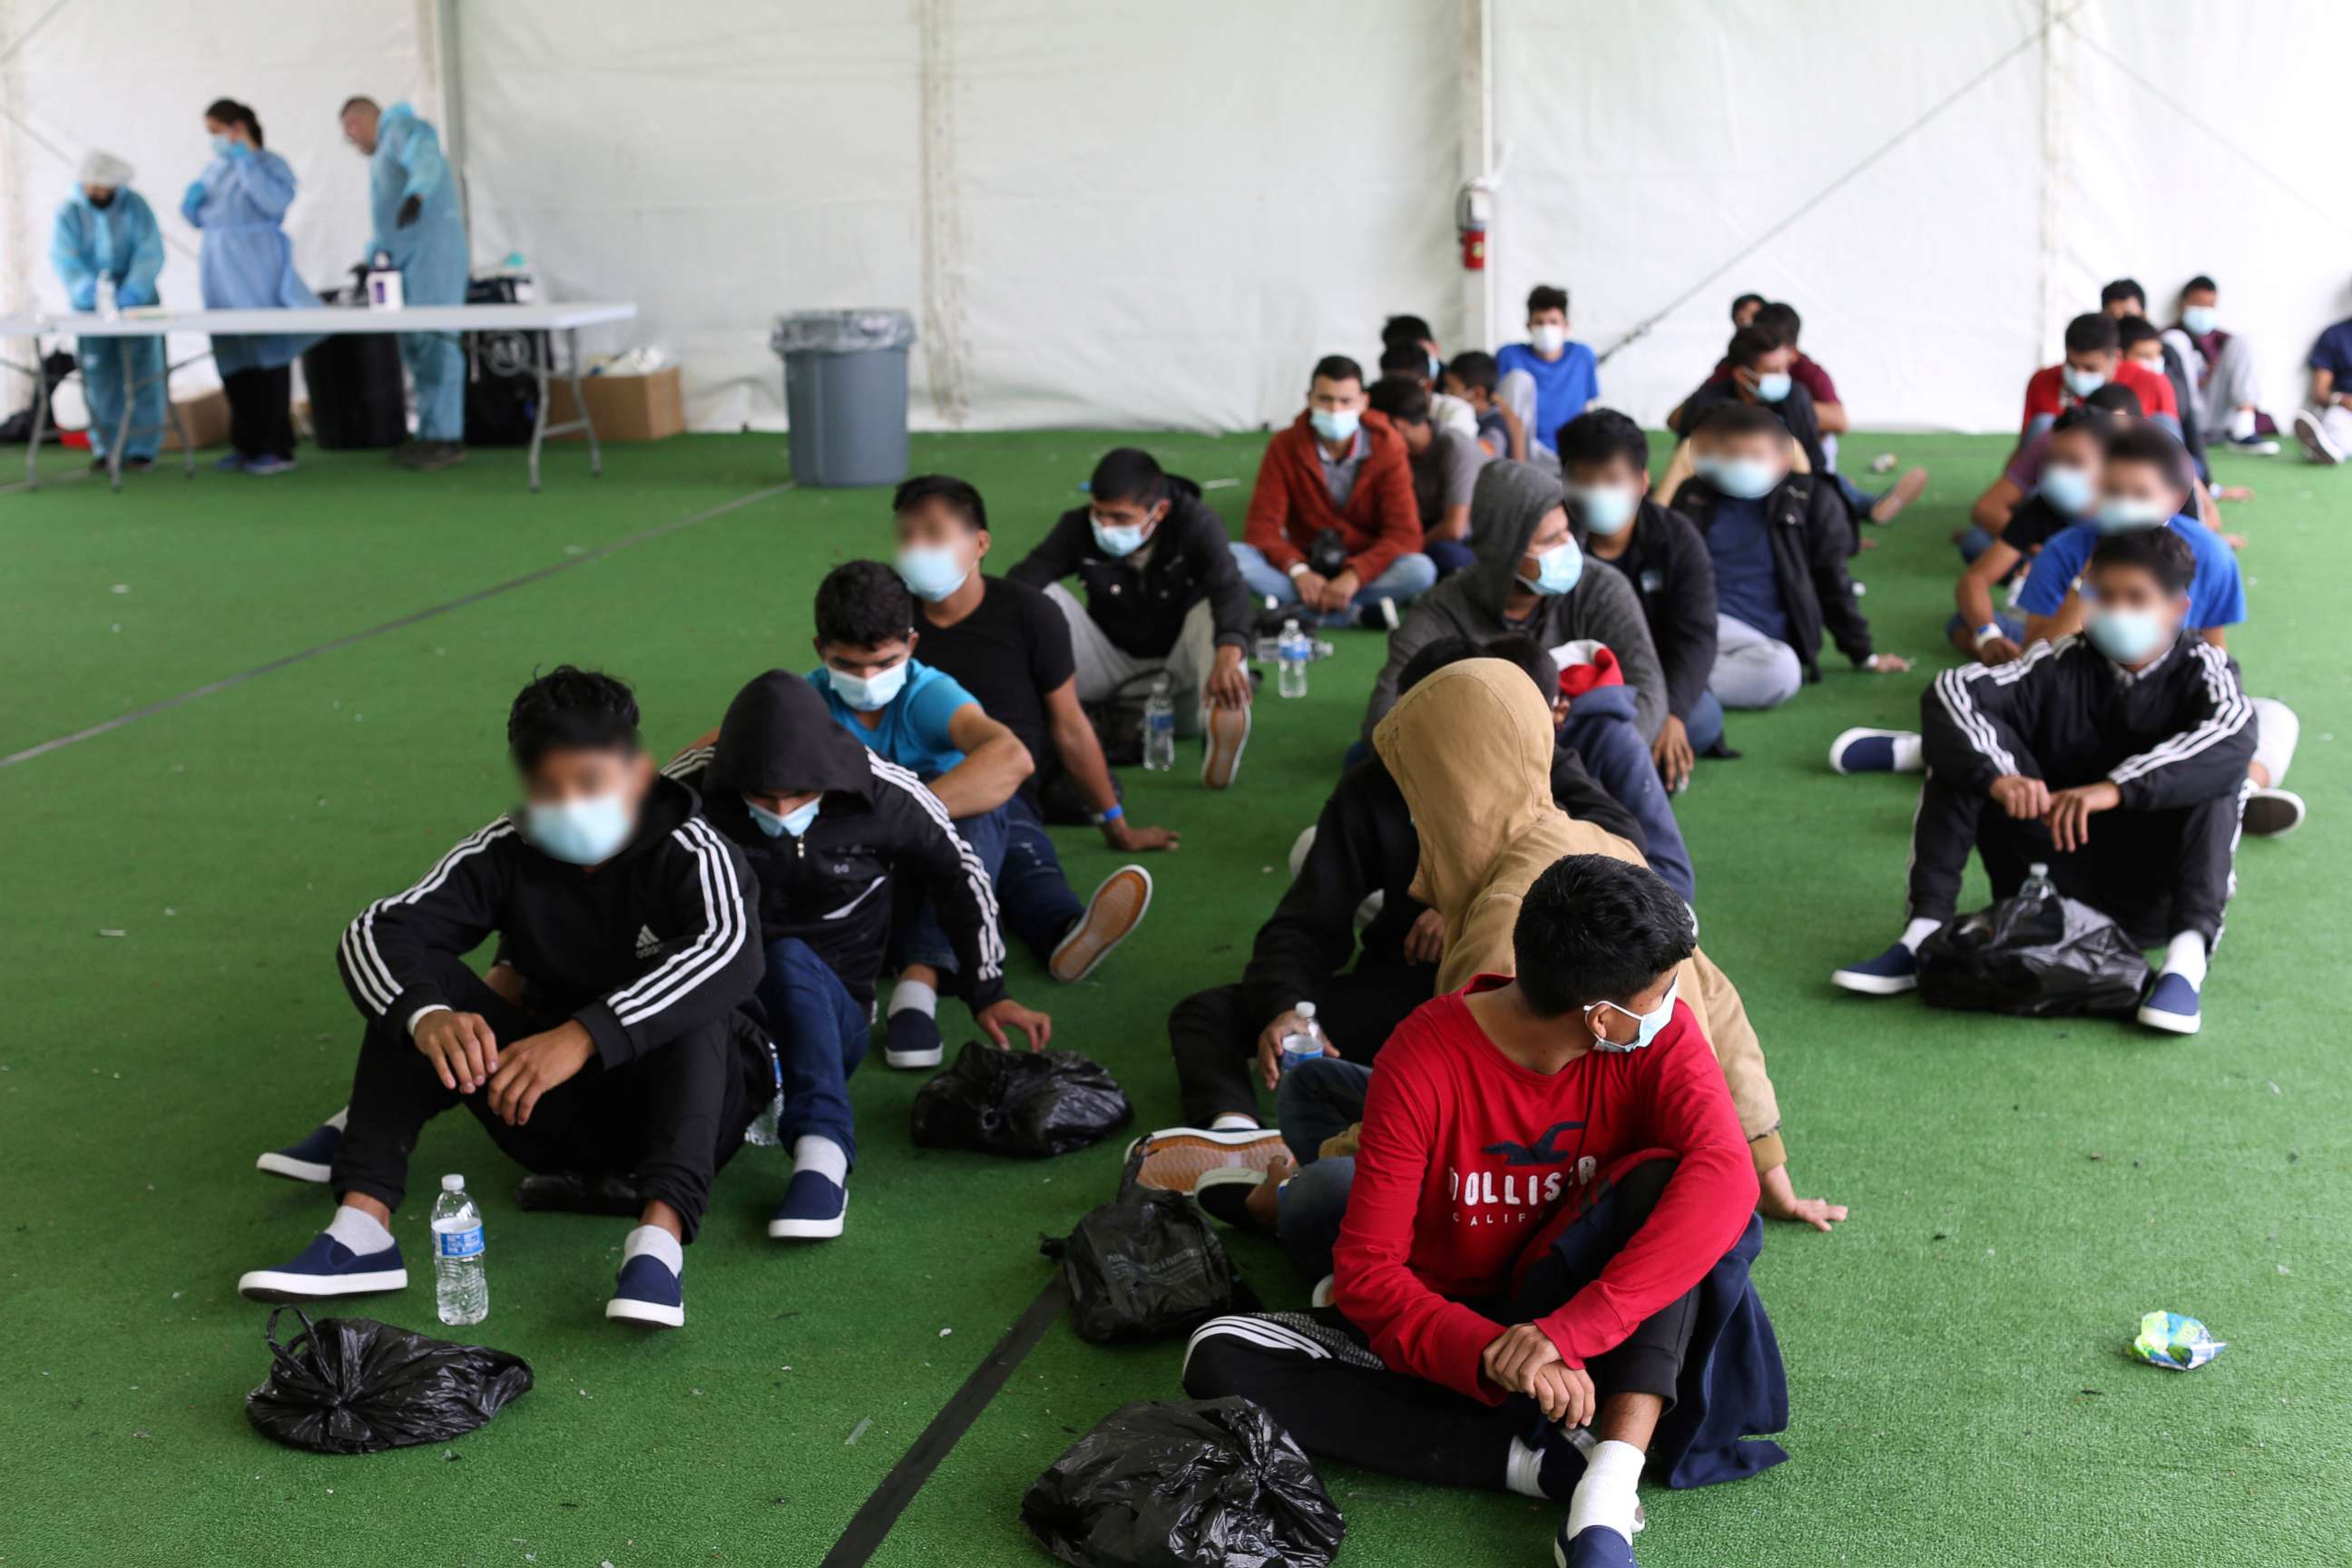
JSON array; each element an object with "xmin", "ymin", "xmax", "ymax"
[
  {"xmin": 441, "ymin": 1173, "xmax": 465, "ymax": 1192},
  {"xmin": 2028, "ymin": 862, "xmax": 2049, "ymax": 877},
  {"xmin": 1295, "ymin": 1002, "xmax": 1317, "ymax": 1017}
]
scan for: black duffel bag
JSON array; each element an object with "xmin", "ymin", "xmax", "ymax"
[{"xmin": 910, "ymin": 1040, "xmax": 1132, "ymax": 1158}]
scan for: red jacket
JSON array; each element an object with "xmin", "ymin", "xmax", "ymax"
[
  {"xmin": 1242, "ymin": 409, "xmax": 1424, "ymax": 585},
  {"xmin": 1330, "ymin": 976, "xmax": 1757, "ymax": 1404}
]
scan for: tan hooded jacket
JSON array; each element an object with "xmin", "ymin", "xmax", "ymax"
[{"xmin": 1363, "ymin": 658, "xmax": 1785, "ymax": 1173}]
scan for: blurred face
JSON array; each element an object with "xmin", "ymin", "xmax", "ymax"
[
  {"xmin": 2103, "ymin": 296, "xmax": 2144, "ymax": 319},
  {"xmin": 1308, "ymin": 374, "xmax": 1364, "ymax": 417},
  {"xmin": 894, "ymin": 497, "xmax": 987, "ymax": 564},
  {"xmin": 339, "ymin": 103, "xmax": 381, "ymax": 155},
  {"xmin": 2181, "ymin": 286, "xmax": 2219, "ymax": 313},
  {"xmin": 2044, "ymin": 426, "xmax": 2103, "ymax": 480},
  {"xmin": 2125, "ymin": 339, "xmax": 2164, "ymax": 373},
  {"xmin": 521, "ymin": 744, "xmax": 652, "ymax": 808},
  {"xmin": 2082, "ymin": 561, "xmax": 2183, "ymax": 623},
  {"xmin": 1564, "ymin": 452, "xmax": 1650, "ymax": 495},
  {"xmin": 83, "ymin": 183, "xmax": 117, "ymax": 205},
  {"xmin": 1442, "ymin": 372, "xmax": 1490, "ymax": 410},
  {"xmin": 1718, "ymin": 429, "xmax": 1786, "ymax": 476},
  {"xmin": 2101, "ymin": 456, "xmax": 2182, "ymax": 516}
]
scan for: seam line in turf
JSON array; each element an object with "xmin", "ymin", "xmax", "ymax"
[{"xmin": 0, "ymin": 481, "xmax": 796, "ymax": 770}]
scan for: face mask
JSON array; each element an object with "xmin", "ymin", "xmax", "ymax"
[
  {"xmin": 1712, "ymin": 456, "xmax": 1782, "ymax": 500},
  {"xmin": 2180, "ymin": 305, "xmax": 2217, "ymax": 336},
  {"xmin": 1516, "ymin": 539, "xmax": 1583, "ymax": 597},
  {"xmin": 2095, "ymin": 495, "xmax": 2170, "ymax": 533},
  {"xmin": 828, "ymin": 658, "xmax": 908, "ymax": 711},
  {"xmin": 1690, "ymin": 450, "xmax": 1722, "ymax": 481},
  {"xmin": 1585, "ymin": 975, "xmax": 1678, "ymax": 1054},
  {"xmin": 2063, "ymin": 365, "xmax": 2106, "ymax": 398},
  {"xmin": 1426, "ymin": 351, "xmax": 1444, "ymax": 381},
  {"xmin": 524, "ymin": 792, "xmax": 633, "ymax": 866},
  {"xmin": 209, "ymin": 134, "xmax": 235, "ymax": 158},
  {"xmin": 1309, "ymin": 407, "xmax": 1360, "ymax": 444},
  {"xmin": 2085, "ymin": 605, "xmax": 2169, "ymax": 663},
  {"xmin": 747, "ymin": 796, "xmax": 822, "ymax": 838},
  {"xmin": 1569, "ymin": 482, "xmax": 1639, "ymax": 536},
  {"xmin": 1090, "ymin": 514, "xmax": 1150, "ymax": 557},
  {"xmin": 2037, "ymin": 463, "xmax": 2097, "ymax": 515},
  {"xmin": 893, "ymin": 544, "xmax": 967, "ymax": 603},
  {"xmin": 1751, "ymin": 370, "xmax": 1792, "ymax": 403},
  {"xmin": 1530, "ymin": 323, "xmax": 1568, "ymax": 356}
]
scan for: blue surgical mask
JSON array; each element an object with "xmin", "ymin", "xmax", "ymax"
[
  {"xmin": 1516, "ymin": 539, "xmax": 1583, "ymax": 596},
  {"xmin": 2180, "ymin": 305, "xmax": 2217, "ymax": 336},
  {"xmin": 747, "ymin": 796, "xmax": 822, "ymax": 838},
  {"xmin": 1751, "ymin": 370, "xmax": 1792, "ymax": 403},
  {"xmin": 209, "ymin": 134, "xmax": 235, "ymax": 158},
  {"xmin": 1713, "ymin": 456, "xmax": 1782, "ymax": 500},
  {"xmin": 828, "ymin": 659, "xmax": 909, "ymax": 711},
  {"xmin": 894, "ymin": 544, "xmax": 967, "ymax": 603},
  {"xmin": 2063, "ymin": 365, "xmax": 2107, "ymax": 398},
  {"xmin": 1426, "ymin": 351, "xmax": 1444, "ymax": 381},
  {"xmin": 524, "ymin": 792, "xmax": 633, "ymax": 866},
  {"xmin": 1586, "ymin": 975, "xmax": 1678, "ymax": 1053},
  {"xmin": 1089, "ymin": 513, "xmax": 1150, "ymax": 557},
  {"xmin": 1568, "ymin": 482, "xmax": 1639, "ymax": 536},
  {"xmin": 2037, "ymin": 463, "xmax": 2097, "ymax": 515},
  {"xmin": 2094, "ymin": 496, "xmax": 2170, "ymax": 533},
  {"xmin": 1690, "ymin": 451, "xmax": 1723, "ymax": 481},
  {"xmin": 1309, "ymin": 407, "xmax": 1360, "ymax": 444},
  {"xmin": 2085, "ymin": 605, "xmax": 2169, "ymax": 663}
]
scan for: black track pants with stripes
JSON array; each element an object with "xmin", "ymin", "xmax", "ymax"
[
  {"xmin": 331, "ymin": 953, "xmax": 769, "ymax": 1242},
  {"xmin": 1904, "ymin": 771, "xmax": 2242, "ymax": 946}
]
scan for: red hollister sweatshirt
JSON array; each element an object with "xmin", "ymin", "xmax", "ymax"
[{"xmin": 1330, "ymin": 975, "xmax": 1759, "ymax": 1405}]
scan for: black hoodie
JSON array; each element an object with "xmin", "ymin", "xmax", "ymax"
[
  {"xmin": 336, "ymin": 772, "xmax": 764, "ymax": 1068},
  {"xmin": 1008, "ymin": 475, "xmax": 1255, "ymax": 659},
  {"xmin": 665, "ymin": 671, "xmax": 1005, "ymax": 1009}
]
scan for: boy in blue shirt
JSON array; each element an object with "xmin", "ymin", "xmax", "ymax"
[{"xmin": 1494, "ymin": 283, "xmax": 1599, "ymax": 456}]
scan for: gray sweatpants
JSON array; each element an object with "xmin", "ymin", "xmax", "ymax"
[
  {"xmin": 1044, "ymin": 583, "xmax": 1219, "ymax": 738},
  {"xmin": 1708, "ymin": 612, "xmax": 1803, "ymax": 710}
]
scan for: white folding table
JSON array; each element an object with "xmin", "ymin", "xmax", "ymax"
[{"xmin": 0, "ymin": 301, "xmax": 637, "ymax": 492}]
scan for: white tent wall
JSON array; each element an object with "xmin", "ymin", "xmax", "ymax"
[{"xmin": 0, "ymin": 0, "xmax": 441, "ymax": 391}]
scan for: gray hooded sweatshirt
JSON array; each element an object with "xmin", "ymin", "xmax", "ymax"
[{"xmin": 1362, "ymin": 458, "xmax": 1669, "ymax": 740}]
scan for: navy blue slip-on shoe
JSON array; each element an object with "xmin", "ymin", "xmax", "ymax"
[
  {"xmin": 255, "ymin": 1120, "xmax": 343, "ymax": 1183},
  {"xmin": 882, "ymin": 1007, "xmax": 944, "ymax": 1070},
  {"xmin": 238, "ymin": 1232, "xmax": 407, "ymax": 1301},
  {"xmin": 605, "ymin": 1252, "xmax": 684, "ymax": 1328},
  {"xmin": 2138, "ymin": 971, "xmax": 2201, "ymax": 1035},
  {"xmin": 2242, "ymin": 787, "xmax": 2306, "ymax": 838},
  {"xmin": 767, "ymin": 1170, "xmax": 848, "ymax": 1240},
  {"xmin": 1554, "ymin": 1523, "xmax": 1639, "ymax": 1568},
  {"xmin": 1828, "ymin": 727, "xmax": 1914, "ymax": 775},
  {"xmin": 1832, "ymin": 942, "xmax": 1919, "ymax": 995}
]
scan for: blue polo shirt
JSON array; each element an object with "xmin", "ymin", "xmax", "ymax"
[
  {"xmin": 807, "ymin": 658, "xmax": 975, "ymax": 778},
  {"xmin": 1494, "ymin": 339, "xmax": 1600, "ymax": 450},
  {"xmin": 2012, "ymin": 514, "xmax": 2246, "ymax": 632}
]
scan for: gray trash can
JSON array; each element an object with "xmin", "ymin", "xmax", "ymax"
[{"xmin": 769, "ymin": 309, "xmax": 916, "ymax": 487}]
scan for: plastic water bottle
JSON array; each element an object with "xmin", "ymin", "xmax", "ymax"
[
  {"xmin": 2018, "ymin": 862, "xmax": 2056, "ymax": 904},
  {"xmin": 1142, "ymin": 676, "xmax": 1177, "ymax": 771},
  {"xmin": 430, "ymin": 1173, "xmax": 488, "ymax": 1327},
  {"xmin": 1279, "ymin": 1002, "xmax": 1327, "ymax": 1073},
  {"xmin": 1277, "ymin": 619, "xmax": 1311, "ymax": 699},
  {"xmin": 94, "ymin": 276, "xmax": 118, "ymax": 319}
]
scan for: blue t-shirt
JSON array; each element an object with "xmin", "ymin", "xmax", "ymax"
[
  {"xmin": 808, "ymin": 658, "xmax": 975, "ymax": 778},
  {"xmin": 2308, "ymin": 318, "xmax": 2352, "ymax": 382},
  {"xmin": 1494, "ymin": 340, "xmax": 1600, "ymax": 451},
  {"xmin": 2012, "ymin": 514, "xmax": 2246, "ymax": 631},
  {"xmin": 1702, "ymin": 494, "xmax": 1789, "ymax": 643}
]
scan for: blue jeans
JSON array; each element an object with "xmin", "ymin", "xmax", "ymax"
[
  {"xmin": 1230, "ymin": 543, "xmax": 1438, "ymax": 627},
  {"xmin": 1423, "ymin": 537, "xmax": 1478, "ymax": 578},
  {"xmin": 1000, "ymin": 793, "xmax": 1086, "ymax": 963},
  {"xmin": 1684, "ymin": 691, "xmax": 1726, "ymax": 758},
  {"xmin": 1273, "ymin": 1056, "xmax": 1375, "ymax": 1281},
  {"xmin": 1561, "ymin": 689, "xmax": 1695, "ymax": 905},
  {"xmin": 898, "ymin": 803, "xmax": 1008, "ymax": 978},
  {"xmin": 755, "ymin": 937, "xmax": 870, "ymax": 1162},
  {"xmin": 1955, "ymin": 524, "xmax": 1996, "ymax": 565}
]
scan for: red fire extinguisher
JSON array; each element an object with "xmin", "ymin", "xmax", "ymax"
[{"xmin": 1456, "ymin": 179, "xmax": 1493, "ymax": 271}]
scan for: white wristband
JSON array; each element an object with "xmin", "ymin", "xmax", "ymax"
[
  {"xmin": 1972, "ymin": 623, "xmax": 2004, "ymax": 648},
  {"xmin": 1286, "ymin": 561, "xmax": 1311, "ymax": 579},
  {"xmin": 406, "ymin": 1003, "xmax": 453, "ymax": 1038}
]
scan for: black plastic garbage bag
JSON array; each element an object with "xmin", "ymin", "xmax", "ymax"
[
  {"xmin": 244, "ymin": 1306, "xmax": 533, "ymax": 1454},
  {"xmin": 910, "ymin": 1040, "xmax": 1132, "ymax": 1157},
  {"xmin": 1043, "ymin": 1154, "xmax": 1245, "ymax": 1342},
  {"xmin": 1022, "ymin": 1396, "xmax": 1345, "ymax": 1568},
  {"xmin": 1916, "ymin": 888, "xmax": 2151, "ymax": 1016}
]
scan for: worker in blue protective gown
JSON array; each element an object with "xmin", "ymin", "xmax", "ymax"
[
  {"xmin": 51, "ymin": 149, "xmax": 167, "ymax": 469},
  {"xmin": 340, "ymin": 95, "xmax": 471, "ymax": 471},
  {"xmin": 181, "ymin": 97, "xmax": 321, "ymax": 475}
]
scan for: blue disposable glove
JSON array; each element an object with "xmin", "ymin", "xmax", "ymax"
[
  {"xmin": 181, "ymin": 179, "xmax": 208, "ymax": 219},
  {"xmin": 117, "ymin": 281, "xmax": 156, "ymax": 309}
]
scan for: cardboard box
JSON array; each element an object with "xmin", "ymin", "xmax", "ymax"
[
  {"xmin": 160, "ymin": 387, "xmax": 231, "ymax": 450},
  {"xmin": 547, "ymin": 365, "xmax": 684, "ymax": 442}
]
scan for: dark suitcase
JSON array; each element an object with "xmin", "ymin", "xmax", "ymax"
[
  {"xmin": 302, "ymin": 294, "xmax": 406, "ymax": 449},
  {"xmin": 464, "ymin": 274, "xmax": 544, "ymax": 446}
]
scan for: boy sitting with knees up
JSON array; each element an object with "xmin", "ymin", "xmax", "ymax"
[
  {"xmin": 1832, "ymin": 527, "xmax": 2261, "ymax": 1033},
  {"xmin": 1494, "ymin": 283, "xmax": 1600, "ymax": 458},
  {"xmin": 1444, "ymin": 348, "xmax": 1525, "ymax": 460},
  {"xmin": 1668, "ymin": 404, "xmax": 1907, "ymax": 714},
  {"xmin": 1368, "ymin": 375, "xmax": 1491, "ymax": 579},
  {"xmin": 239, "ymin": 668, "xmax": 768, "ymax": 1330},
  {"xmin": 663, "ymin": 671, "xmax": 1050, "ymax": 1241},
  {"xmin": 1184, "ymin": 852, "xmax": 1785, "ymax": 1568},
  {"xmin": 1965, "ymin": 383, "xmax": 2142, "ymax": 555},
  {"xmin": 1941, "ymin": 407, "xmax": 2119, "ymax": 666},
  {"xmin": 2167, "ymin": 276, "xmax": 2276, "ymax": 452},
  {"xmin": 2292, "ymin": 304, "xmax": 2352, "ymax": 466},
  {"xmin": 2021, "ymin": 311, "xmax": 2180, "ymax": 445},
  {"xmin": 1377, "ymin": 335, "xmax": 1482, "ymax": 443},
  {"xmin": 808, "ymin": 562, "xmax": 1128, "ymax": 1065}
]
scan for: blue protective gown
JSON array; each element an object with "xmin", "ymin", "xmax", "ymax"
[
  {"xmin": 50, "ymin": 188, "xmax": 167, "ymax": 459},
  {"xmin": 366, "ymin": 103, "xmax": 469, "ymax": 442},
  {"xmin": 180, "ymin": 145, "xmax": 321, "ymax": 374}
]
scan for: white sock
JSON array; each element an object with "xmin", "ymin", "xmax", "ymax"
[
  {"xmin": 2249, "ymin": 697, "xmax": 2298, "ymax": 788},
  {"xmin": 1564, "ymin": 1437, "xmax": 1644, "ymax": 1542},
  {"xmin": 792, "ymin": 1134, "xmax": 849, "ymax": 1186},
  {"xmin": 2162, "ymin": 931, "xmax": 2209, "ymax": 988},
  {"xmin": 623, "ymin": 1223, "xmax": 684, "ymax": 1275},
  {"xmin": 888, "ymin": 979, "xmax": 938, "ymax": 1017},
  {"xmin": 1210, "ymin": 1113, "xmax": 1260, "ymax": 1132},
  {"xmin": 325, "ymin": 1106, "xmax": 349, "ymax": 1132},
  {"xmin": 1891, "ymin": 733, "xmax": 1926, "ymax": 772},
  {"xmin": 1504, "ymin": 1434, "xmax": 1546, "ymax": 1498},
  {"xmin": 326, "ymin": 1203, "xmax": 393, "ymax": 1255},
  {"xmin": 1899, "ymin": 916, "xmax": 1945, "ymax": 954}
]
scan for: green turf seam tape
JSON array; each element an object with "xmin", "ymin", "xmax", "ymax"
[{"xmin": 819, "ymin": 1273, "xmax": 1070, "ymax": 1567}]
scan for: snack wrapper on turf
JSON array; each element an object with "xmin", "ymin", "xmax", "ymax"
[{"xmin": 2132, "ymin": 1309, "xmax": 2224, "ymax": 1370}]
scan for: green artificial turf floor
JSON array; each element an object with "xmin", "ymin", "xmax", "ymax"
[{"xmin": 0, "ymin": 429, "xmax": 2345, "ymax": 1567}]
